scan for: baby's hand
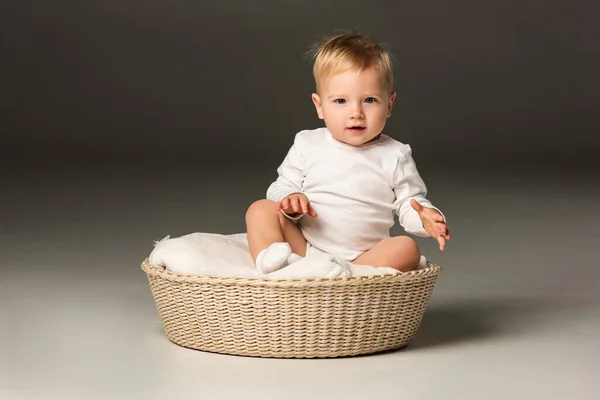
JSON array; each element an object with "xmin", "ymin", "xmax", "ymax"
[
  {"xmin": 410, "ymin": 199, "xmax": 450, "ymax": 251},
  {"xmin": 276, "ymin": 193, "xmax": 318, "ymax": 218}
]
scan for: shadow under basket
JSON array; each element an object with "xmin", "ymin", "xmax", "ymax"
[{"xmin": 141, "ymin": 258, "xmax": 441, "ymax": 358}]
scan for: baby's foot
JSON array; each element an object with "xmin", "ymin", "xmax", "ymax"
[
  {"xmin": 256, "ymin": 242, "xmax": 292, "ymax": 274},
  {"xmin": 287, "ymin": 253, "xmax": 303, "ymax": 264}
]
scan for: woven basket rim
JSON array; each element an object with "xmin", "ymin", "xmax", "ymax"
[{"xmin": 141, "ymin": 258, "xmax": 441, "ymax": 287}]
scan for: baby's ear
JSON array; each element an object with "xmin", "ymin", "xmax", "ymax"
[
  {"xmin": 311, "ymin": 93, "xmax": 324, "ymax": 119},
  {"xmin": 387, "ymin": 91, "xmax": 397, "ymax": 117}
]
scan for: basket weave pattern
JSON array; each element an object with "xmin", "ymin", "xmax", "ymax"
[{"xmin": 141, "ymin": 258, "xmax": 440, "ymax": 358}]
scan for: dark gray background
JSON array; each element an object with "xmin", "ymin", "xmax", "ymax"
[{"xmin": 2, "ymin": 0, "xmax": 599, "ymax": 170}]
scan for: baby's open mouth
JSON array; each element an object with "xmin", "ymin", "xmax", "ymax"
[{"xmin": 347, "ymin": 126, "xmax": 366, "ymax": 131}]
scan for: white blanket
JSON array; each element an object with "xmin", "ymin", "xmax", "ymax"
[{"xmin": 148, "ymin": 233, "xmax": 428, "ymax": 279}]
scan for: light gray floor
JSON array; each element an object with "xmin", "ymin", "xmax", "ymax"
[{"xmin": 2, "ymin": 162, "xmax": 599, "ymax": 399}]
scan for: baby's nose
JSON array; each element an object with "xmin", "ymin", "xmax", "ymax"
[{"xmin": 350, "ymin": 106, "xmax": 364, "ymax": 118}]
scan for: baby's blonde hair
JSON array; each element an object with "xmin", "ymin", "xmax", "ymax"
[{"xmin": 308, "ymin": 32, "xmax": 394, "ymax": 94}]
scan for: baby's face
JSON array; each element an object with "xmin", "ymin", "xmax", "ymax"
[{"xmin": 312, "ymin": 67, "xmax": 395, "ymax": 147}]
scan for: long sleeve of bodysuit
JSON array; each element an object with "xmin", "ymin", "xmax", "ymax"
[
  {"xmin": 266, "ymin": 133, "xmax": 305, "ymax": 203},
  {"xmin": 392, "ymin": 145, "xmax": 446, "ymax": 237}
]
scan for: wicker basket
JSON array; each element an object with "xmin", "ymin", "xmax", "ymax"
[{"xmin": 141, "ymin": 258, "xmax": 440, "ymax": 358}]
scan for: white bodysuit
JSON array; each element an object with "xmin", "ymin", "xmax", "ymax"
[{"xmin": 266, "ymin": 127, "xmax": 446, "ymax": 261}]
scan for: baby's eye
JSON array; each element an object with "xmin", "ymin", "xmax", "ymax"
[
  {"xmin": 334, "ymin": 99, "xmax": 346, "ymax": 104},
  {"xmin": 365, "ymin": 97, "xmax": 377, "ymax": 104}
]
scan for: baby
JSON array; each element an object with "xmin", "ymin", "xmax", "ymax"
[{"xmin": 245, "ymin": 32, "xmax": 450, "ymax": 274}]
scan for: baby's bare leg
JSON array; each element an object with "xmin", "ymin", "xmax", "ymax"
[
  {"xmin": 245, "ymin": 199, "xmax": 307, "ymax": 262},
  {"xmin": 352, "ymin": 236, "xmax": 420, "ymax": 272}
]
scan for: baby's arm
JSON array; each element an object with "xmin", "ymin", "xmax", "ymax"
[
  {"xmin": 266, "ymin": 133, "xmax": 310, "ymax": 219},
  {"xmin": 392, "ymin": 146, "xmax": 447, "ymax": 238}
]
